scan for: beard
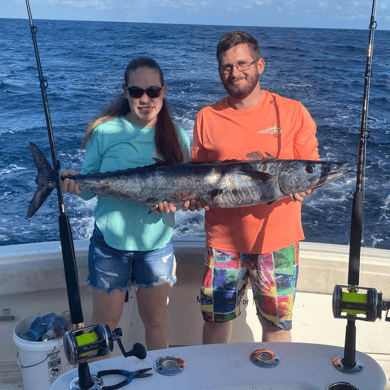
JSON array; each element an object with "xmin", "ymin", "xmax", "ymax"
[{"xmin": 222, "ymin": 72, "xmax": 259, "ymax": 100}]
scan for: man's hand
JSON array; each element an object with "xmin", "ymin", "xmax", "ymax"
[
  {"xmin": 183, "ymin": 199, "xmax": 210, "ymax": 212},
  {"xmin": 61, "ymin": 170, "xmax": 81, "ymax": 194},
  {"xmin": 289, "ymin": 189, "xmax": 313, "ymax": 202}
]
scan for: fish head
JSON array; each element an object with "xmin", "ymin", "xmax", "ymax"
[{"xmin": 278, "ymin": 160, "xmax": 352, "ymax": 195}]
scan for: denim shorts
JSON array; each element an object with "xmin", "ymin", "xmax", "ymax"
[
  {"xmin": 200, "ymin": 243, "xmax": 299, "ymax": 330},
  {"xmin": 86, "ymin": 225, "xmax": 177, "ymax": 294}
]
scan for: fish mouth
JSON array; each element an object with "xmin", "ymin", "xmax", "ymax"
[{"xmin": 313, "ymin": 161, "xmax": 353, "ymax": 189}]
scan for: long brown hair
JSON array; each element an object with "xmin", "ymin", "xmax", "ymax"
[{"xmin": 82, "ymin": 57, "xmax": 184, "ymax": 164}]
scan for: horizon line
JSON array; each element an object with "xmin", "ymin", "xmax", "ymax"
[{"xmin": 2, "ymin": 16, "xmax": 389, "ymax": 32}]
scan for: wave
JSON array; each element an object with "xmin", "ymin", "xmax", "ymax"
[
  {"xmin": 1, "ymin": 19, "xmax": 389, "ymax": 248},
  {"xmin": 0, "ymin": 164, "xmax": 27, "ymax": 176}
]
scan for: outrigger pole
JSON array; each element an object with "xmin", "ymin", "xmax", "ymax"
[
  {"xmin": 331, "ymin": 0, "xmax": 390, "ymax": 374},
  {"xmin": 348, "ymin": 0, "xmax": 377, "ymax": 289},
  {"xmin": 343, "ymin": 0, "xmax": 377, "ymax": 369},
  {"xmin": 24, "ymin": 1, "xmax": 95, "ymax": 387}
]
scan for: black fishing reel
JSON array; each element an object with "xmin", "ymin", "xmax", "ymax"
[
  {"xmin": 64, "ymin": 324, "xmax": 147, "ymax": 365},
  {"xmin": 333, "ymin": 285, "xmax": 390, "ymax": 322}
]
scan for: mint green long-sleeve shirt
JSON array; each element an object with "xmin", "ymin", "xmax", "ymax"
[{"xmin": 80, "ymin": 116, "xmax": 190, "ymax": 251}]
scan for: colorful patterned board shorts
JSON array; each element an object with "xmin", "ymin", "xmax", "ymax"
[{"xmin": 200, "ymin": 243, "xmax": 299, "ymax": 331}]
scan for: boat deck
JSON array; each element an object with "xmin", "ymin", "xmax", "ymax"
[
  {"xmin": 1, "ymin": 239, "xmax": 390, "ymax": 389},
  {"xmin": 1, "ymin": 351, "xmax": 389, "ymax": 390},
  {"xmin": 0, "ymin": 361, "xmax": 22, "ymax": 389},
  {"xmin": 1, "ymin": 347, "xmax": 389, "ymax": 389}
]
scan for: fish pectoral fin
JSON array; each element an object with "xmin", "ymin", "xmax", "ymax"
[{"xmin": 238, "ymin": 169, "xmax": 273, "ymax": 182}]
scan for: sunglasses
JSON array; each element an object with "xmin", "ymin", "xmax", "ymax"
[{"xmin": 126, "ymin": 86, "xmax": 162, "ymax": 99}]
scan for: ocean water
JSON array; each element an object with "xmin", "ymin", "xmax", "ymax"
[{"xmin": 1, "ymin": 18, "xmax": 389, "ymax": 249}]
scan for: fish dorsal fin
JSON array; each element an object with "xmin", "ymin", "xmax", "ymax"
[
  {"xmin": 246, "ymin": 151, "xmax": 277, "ymax": 161},
  {"xmin": 190, "ymin": 159, "xmax": 246, "ymax": 165},
  {"xmin": 266, "ymin": 153, "xmax": 277, "ymax": 161},
  {"xmin": 265, "ymin": 152, "xmax": 277, "ymax": 160},
  {"xmin": 217, "ymin": 159, "xmax": 245, "ymax": 164}
]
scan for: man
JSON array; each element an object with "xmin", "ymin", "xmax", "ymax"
[{"xmin": 188, "ymin": 31, "xmax": 319, "ymax": 344}]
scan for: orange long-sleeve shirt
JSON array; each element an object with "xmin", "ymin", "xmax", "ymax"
[{"xmin": 192, "ymin": 90, "xmax": 320, "ymax": 254}]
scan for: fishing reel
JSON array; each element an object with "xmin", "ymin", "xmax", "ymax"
[
  {"xmin": 64, "ymin": 324, "xmax": 148, "ymax": 390},
  {"xmin": 64, "ymin": 324, "xmax": 147, "ymax": 364},
  {"xmin": 333, "ymin": 285, "xmax": 390, "ymax": 322}
]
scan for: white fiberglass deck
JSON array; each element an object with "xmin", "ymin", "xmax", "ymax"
[
  {"xmin": 1, "ymin": 239, "xmax": 390, "ymax": 389},
  {"xmin": 51, "ymin": 342, "xmax": 386, "ymax": 390}
]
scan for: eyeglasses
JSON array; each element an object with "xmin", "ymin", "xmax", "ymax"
[
  {"xmin": 219, "ymin": 59, "xmax": 259, "ymax": 74},
  {"xmin": 126, "ymin": 86, "xmax": 162, "ymax": 99}
]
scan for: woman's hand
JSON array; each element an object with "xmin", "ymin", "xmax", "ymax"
[
  {"xmin": 61, "ymin": 170, "xmax": 81, "ymax": 195},
  {"xmin": 155, "ymin": 201, "xmax": 177, "ymax": 214},
  {"xmin": 154, "ymin": 200, "xmax": 210, "ymax": 214}
]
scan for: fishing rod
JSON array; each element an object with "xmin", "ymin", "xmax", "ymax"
[
  {"xmin": 332, "ymin": 0, "xmax": 390, "ymax": 373},
  {"xmin": 24, "ymin": 1, "xmax": 96, "ymax": 387},
  {"xmin": 25, "ymin": 0, "xmax": 84, "ymax": 332},
  {"xmin": 25, "ymin": 4, "xmax": 147, "ymax": 389},
  {"xmin": 348, "ymin": 0, "xmax": 377, "ymax": 288}
]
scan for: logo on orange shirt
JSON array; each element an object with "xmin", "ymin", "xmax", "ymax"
[{"xmin": 257, "ymin": 126, "xmax": 282, "ymax": 135}]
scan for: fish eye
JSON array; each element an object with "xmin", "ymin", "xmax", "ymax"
[{"xmin": 306, "ymin": 165, "xmax": 314, "ymax": 174}]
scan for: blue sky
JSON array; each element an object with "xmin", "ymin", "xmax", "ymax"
[{"xmin": 3, "ymin": 0, "xmax": 390, "ymax": 29}]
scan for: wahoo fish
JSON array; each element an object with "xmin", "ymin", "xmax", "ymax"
[{"xmin": 25, "ymin": 142, "xmax": 352, "ymax": 219}]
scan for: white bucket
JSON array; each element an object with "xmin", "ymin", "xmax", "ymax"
[{"xmin": 13, "ymin": 314, "xmax": 72, "ymax": 390}]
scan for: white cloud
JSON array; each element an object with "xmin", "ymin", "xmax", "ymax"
[
  {"xmin": 118, "ymin": 0, "xmax": 212, "ymax": 12},
  {"xmin": 6, "ymin": 0, "xmax": 389, "ymax": 29},
  {"xmin": 158, "ymin": 0, "xmax": 182, "ymax": 8},
  {"xmin": 17, "ymin": 0, "xmax": 383, "ymax": 18},
  {"xmin": 61, "ymin": 1, "xmax": 87, "ymax": 7},
  {"xmin": 40, "ymin": 0, "xmax": 111, "ymax": 8}
]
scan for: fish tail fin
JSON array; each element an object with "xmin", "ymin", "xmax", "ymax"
[{"xmin": 25, "ymin": 142, "xmax": 56, "ymax": 219}]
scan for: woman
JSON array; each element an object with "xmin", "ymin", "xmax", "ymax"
[{"xmin": 62, "ymin": 57, "xmax": 190, "ymax": 352}]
